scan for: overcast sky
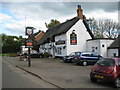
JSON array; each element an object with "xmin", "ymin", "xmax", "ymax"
[{"xmin": 0, "ymin": 0, "xmax": 119, "ymax": 37}]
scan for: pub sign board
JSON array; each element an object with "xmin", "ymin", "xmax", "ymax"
[
  {"xmin": 55, "ymin": 40, "xmax": 66, "ymax": 45},
  {"xmin": 70, "ymin": 32, "xmax": 77, "ymax": 45},
  {"xmin": 26, "ymin": 27, "xmax": 34, "ymax": 35},
  {"xmin": 25, "ymin": 39, "xmax": 33, "ymax": 48}
]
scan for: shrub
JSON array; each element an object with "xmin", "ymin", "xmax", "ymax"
[{"xmin": 44, "ymin": 52, "xmax": 52, "ymax": 58}]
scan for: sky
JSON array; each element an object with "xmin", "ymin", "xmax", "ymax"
[{"xmin": 0, "ymin": 0, "xmax": 119, "ymax": 37}]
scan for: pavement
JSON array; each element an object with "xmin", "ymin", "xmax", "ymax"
[{"xmin": 2, "ymin": 56, "xmax": 115, "ymax": 88}]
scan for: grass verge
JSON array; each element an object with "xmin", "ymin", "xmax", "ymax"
[{"xmin": 0, "ymin": 53, "xmax": 17, "ymax": 57}]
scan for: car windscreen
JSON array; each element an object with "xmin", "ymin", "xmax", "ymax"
[
  {"xmin": 96, "ymin": 58, "xmax": 115, "ymax": 67},
  {"xmin": 74, "ymin": 52, "xmax": 81, "ymax": 57},
  {"xmin": 30, "ymin": 51, "xmax": 38, "ymax": 54}
]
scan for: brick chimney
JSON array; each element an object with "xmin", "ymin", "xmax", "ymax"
[{"xmin": 77, "ymin": 5, "xmax": 83, "ymax": 19}]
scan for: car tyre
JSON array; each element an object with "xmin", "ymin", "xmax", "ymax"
[
  {"xmin": 114, "ymin": 77, "xmax": 120, "ymax": 88},
  {"xmin": 90, "ymin": 77, "xmax": 97, "ymax": 83}
]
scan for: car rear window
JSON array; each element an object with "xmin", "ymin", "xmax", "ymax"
[{"xmin": 96, "ymin": 58, "xmax": 115, "ymax": 66}]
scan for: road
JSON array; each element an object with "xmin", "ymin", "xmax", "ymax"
[{"xmin": 2, "ymin": 60, "xmax": 59, "ymax": 88}]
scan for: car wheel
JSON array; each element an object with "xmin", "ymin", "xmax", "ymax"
[
  {"xmin": 114, "ymin": 77, "xmax": 120, "ymax": 88},
  {"xmin": 39, "ymin": 55, "xmax": 43, "ymax": 58},
  {"xmin": 83, "ymin": 61, "xmax": 87, "ymax": 66},
  {"xmin": 90, "ymin": 77, "xmax": 97, "ymax": 83}
]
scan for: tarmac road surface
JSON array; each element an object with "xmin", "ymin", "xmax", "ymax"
[{"xmin": 2, "ymin": 60, "xmax": 60, "ymax": 88}]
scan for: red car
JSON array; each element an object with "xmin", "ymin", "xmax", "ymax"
[{"xmin": 90, "ymin": 58, "xmax": 120, "ymax": 88}]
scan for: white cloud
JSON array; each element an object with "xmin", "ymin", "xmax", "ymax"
[
  {"xmin": 1, "ymin": 2, "xmax": 119, "ymax": 37},
  {"xmin": 85, "ymin": 9, "xmax": 118, "ymax": 22},
  {"xmin": 0, "ymin": 13, "xmax": 12, "ymax": 23}
]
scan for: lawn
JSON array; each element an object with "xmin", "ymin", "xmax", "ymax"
[{"xmin": 0, "ymin": 53, "xmax": 17, "ymax": 57}]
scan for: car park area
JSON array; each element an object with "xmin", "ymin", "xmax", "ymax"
[{"xmin": 3, "ymin": 56, "xmax": 120, "ymax": 88}]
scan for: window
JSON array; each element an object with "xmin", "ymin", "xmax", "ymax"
[
  {"xmin": 82, "ymin": 53, "xmax": 91, "ymax": 57},
  {"xmin": 69, "ymin": 52, "xmax": 75, "ymax": 56},
  {"xmin": 96, "ymin": 59, "xmax": 115, "ymax": 67},
  {"xmin": 56, "ymin": 47, "xmax": 62, "ymax": 55},
  {"xmin": 118, "ymin": 60, "xmax": 120, "ymax": 66},
  {"xmin": 74, "ymin": 52, "xmax": 81, "ymax": 56},
  {"xmin": 102, "ymin": 44, "xmax": 105, "ymax": 47}
]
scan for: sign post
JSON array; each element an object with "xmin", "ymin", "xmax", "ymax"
[{"xmin": 25, "ymin": 27, "xmax": 34, "ymax": 67}]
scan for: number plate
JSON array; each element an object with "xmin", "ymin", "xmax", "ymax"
[
  {"xmin": 75, "ymin": 57, "xmax": 77, "ymax": 59},
  {"xmin": 95, "ymin": 75, "xmax": 104, "ymax": 79}
]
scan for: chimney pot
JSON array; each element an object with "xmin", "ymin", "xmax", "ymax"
[
  {"xmin": 77, "ymin": 5, "xmax": 83, "ymax": 19},
  {"xmin": 78, "ymin": 5, "xmax": 81, "ymax": 8}
]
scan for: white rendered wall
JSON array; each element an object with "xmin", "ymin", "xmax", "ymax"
[
  {"xmin": 100, "ymin": 40, "xmax": 114, "ymax": 57},
  {"xmin": 87, "ymin": 40, "xmax": 114, "ymax": 57},
  {"xmin": 108, "ymin": 49, "xmax": 118, "ymax": 57},
  {"xmin": 66, "ymin": 20, "xmax": 92, "ymax": 55},
  {"xmin": 86, "ymin": 40, "xmax": 100, "ymax": 54},
  {"xmin": 21, "ymin": 46, "xmax": 28, "ymax": 52},
  {"xmin": 55, "ymin": 34, "xmax": 67, "ymax": 56}
]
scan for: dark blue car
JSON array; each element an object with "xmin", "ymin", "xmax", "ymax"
[
  {"xmin": 73, "ymin": 52, "xmax": 103, "ymax": 66},
  {"xmin": 63, "ymin": 52, "xmax": 79, "ymax": 63}
]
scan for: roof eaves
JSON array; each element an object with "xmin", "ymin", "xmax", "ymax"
[{"xmin": 83, "ymin": 20, "xmax": 95, "ymax": 39}]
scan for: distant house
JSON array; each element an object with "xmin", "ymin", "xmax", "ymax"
[
  {"xmin": 107, "ymin": 35, "xmax": 120, "ymax": 57},
  {"xmin": 87, "ymin": 38, "xmax": 114, "ymax": 57},
  {"xmin": 37, "ymin": 5, "xmax": 119, "ymax": 58},
  {"xmin": 34, "ymin": 30, "xmax": 45, "ymax": 42}
]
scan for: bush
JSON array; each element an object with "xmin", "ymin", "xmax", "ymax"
[{"xmin": 44, "ymin": 52, "xmax": 52, "ymax": 58}]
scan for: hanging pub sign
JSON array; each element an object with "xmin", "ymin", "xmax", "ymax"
[
  {"xmin": 70, "ymin": 32, "xmax": 77, "ymax": 45},
  {"xmin": 25, "ymin": 39, "xmax": 33, "ymax": 48},
  {"xmin": 55, "ymin": 40, "xmax": 66, "ymax": 45},
  {"xmin": 26, "ymin": 27, "xmax": 34, "ymax": 35}
]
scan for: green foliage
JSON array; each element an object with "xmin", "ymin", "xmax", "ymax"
[
  {"xmin": 44, "ymin": 52, "xmax": 52, "ymax": 58},
  {"xmin": 0, "ymin": 53, "xmax": 17, "ymax": 57},
  {"xmin": 1, "ymin": 34, "xmax": 23, "ymax": 53},
  {"xmin": 45, "ymin": 19, "xmax": 60, "ymax": 29}
]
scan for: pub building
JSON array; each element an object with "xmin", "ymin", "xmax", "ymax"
[{"xmin": 37, "ymin": 5, "xmax": 120, "ymax": 58}]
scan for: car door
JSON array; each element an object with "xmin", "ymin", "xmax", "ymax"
[{"xmin": 118, "ymin": 60, "xmax": 120, "ymax": 75}]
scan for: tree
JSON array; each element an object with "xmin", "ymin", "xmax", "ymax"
[
  {"xmin": 100, "ymin": 19, "xmax": 119, "ymax": 38},
  {"xmin": 45, "ymin": 19, "xmax": 60, "ymax": 29},
  {"xmin": 87, "ymin": 18, "xmax": 119, "ymax": 38},
  {"xmin": 1, "ymin": 34, "xmax": 23, "ymax": 53}
]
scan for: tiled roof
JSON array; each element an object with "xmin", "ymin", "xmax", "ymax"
[{"xmin": 108, "ymin": 35, "xmax": 120, "ymax": 49}]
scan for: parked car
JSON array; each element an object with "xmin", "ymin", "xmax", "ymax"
[
  {"xmin": 63, "ymin": 52, "xmax": 79, "ymax": 63},
  {"xmin": 73, "ymin": 52, "xmax": 102, "ymax": 66},
  {"xmin": 17, "ymin": 51, "xmax": 22, "ymax": 56},
  {"xmin": 90, "ymin": 58, "xmax": 120, "ymax": 88},
  {"xmin": 26, "ymin": 49, "xmax": 44, "ymax": 58}
]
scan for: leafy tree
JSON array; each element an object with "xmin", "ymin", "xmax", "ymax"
[
  {"xmin": 1, "ymin": 34, "xmax": 23, "ymax": 53},
  {"xmin": 45, "ymin": 19, "xmax": 60, "ymax": 29}
]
